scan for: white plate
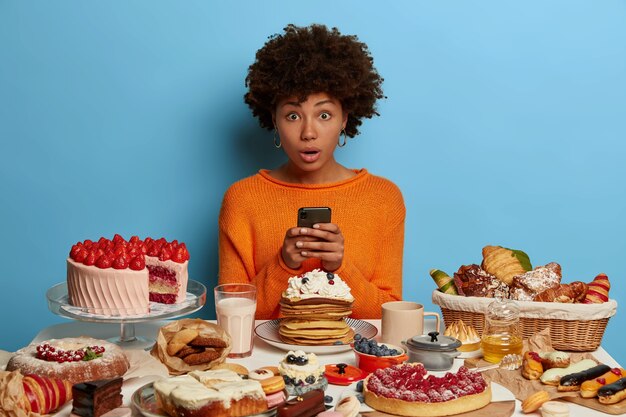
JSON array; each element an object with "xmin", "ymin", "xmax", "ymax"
[
  {"xmin": 254, "ymin": 318, "xmax": 377, "ymax": 354},
  {"xmin": 132, "ymin": 382, "xmax": 278, "ymax": 417},
  {"xmin": 458, "ymin": 348, "xmax": 483, "ymax": 359}
]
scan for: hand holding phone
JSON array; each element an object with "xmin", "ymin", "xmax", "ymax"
[
  {"xmin": 297, "ymin": 207, "xmax": 331, "ymax": 228},
  {"xmin": 282, "ymin": 206, "xmax": 344, "ymax": 271}
]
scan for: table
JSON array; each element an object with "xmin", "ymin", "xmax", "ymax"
[{"xmin": 31, "ymin": 320, "xmax": 622, "ymax": 417}]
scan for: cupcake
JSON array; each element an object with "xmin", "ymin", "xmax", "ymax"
[{"xmin": 278, "ymin": 350, "xmax": 328, "ymax": 396}]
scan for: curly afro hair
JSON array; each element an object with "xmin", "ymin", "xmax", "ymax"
[{"xmin": 244, "ymin": 24, "xmax": 384, "ymax": 138}]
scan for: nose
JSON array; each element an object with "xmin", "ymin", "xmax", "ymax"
[{"xmin": 300, "ymin": 117, "xmax": 317, "ymax": 141}]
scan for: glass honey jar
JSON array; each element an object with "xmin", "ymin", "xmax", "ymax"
[{"xmin": 481, "ymin": 298, "xmax": 523, "ymax": 363}]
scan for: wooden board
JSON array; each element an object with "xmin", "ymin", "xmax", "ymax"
[
  {"xmin": 465, "ymin": 357, "xmax": 626, "ymax": 415},
  {"xmin": 364, "ymin": 400, "xmax": 515, "ymax": 417}
]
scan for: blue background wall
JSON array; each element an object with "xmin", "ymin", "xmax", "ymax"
[{"xmin": 1, "ymin": 1, "xmax": 624, "ymax": 363}]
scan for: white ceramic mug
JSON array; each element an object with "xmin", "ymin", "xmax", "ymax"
[{"xmin": 381, "ymin": 301, "xmax": 441, "ymax": 346}]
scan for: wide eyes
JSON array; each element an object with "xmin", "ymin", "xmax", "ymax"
[{"xmin": 284, "ymin": 112, "xmax": 332, "ymax": 121}]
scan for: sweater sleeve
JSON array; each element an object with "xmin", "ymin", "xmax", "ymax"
[
  {"xmin": 217, "ymin": 186, "xmax": 304, "ymax": 319},
  {"xmin": 334, "ymin": 185, "xmax": 405, "ymax": 319}
]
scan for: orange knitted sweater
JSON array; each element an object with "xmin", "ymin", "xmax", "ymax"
[{"xmin": 218, "ymin": 169, "xmax": 405, "ymax": 319}]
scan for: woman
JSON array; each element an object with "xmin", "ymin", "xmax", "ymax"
[{"xmin": 218, "ymin": 24, "xmax": 405, "ymax": 319}]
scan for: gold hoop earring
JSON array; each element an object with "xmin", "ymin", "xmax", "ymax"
[
  {"xmin": 338, "ymin": 129, "xmax": 347, "ymax": 147},
  {"xmin": 273, "ymin": 129, "xmax": 281, "ymax": 149}
]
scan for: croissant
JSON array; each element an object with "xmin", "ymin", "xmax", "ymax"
[
  {"xmin": 534, "ymin": 281, "xmax": 588, "ymax": 303},
  {"xmin": 0, "ymin": 371, "xmax": 73, "ymax": 414}
]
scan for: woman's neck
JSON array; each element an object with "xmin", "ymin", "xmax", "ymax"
[{"xmin": 269, "ymin": 161, "xmax": 356, "ymax": 184}]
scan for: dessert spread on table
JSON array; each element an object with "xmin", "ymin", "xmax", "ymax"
[
  {"xmin": 1, "ymin": 236, "xmax": 622, "ymax": 417},
  {"xmin": 67, "ymin": 235, "xmax": 190, "ymax": 316}
]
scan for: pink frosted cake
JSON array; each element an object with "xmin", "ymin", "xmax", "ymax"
[{"xmin": 67, "ymin": 234, "xmax": 189, "ymax": 316}]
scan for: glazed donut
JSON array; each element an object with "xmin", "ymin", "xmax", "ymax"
[{"xmin": 522, "ymin": 390, "xmax": 550, "ymax": 413}]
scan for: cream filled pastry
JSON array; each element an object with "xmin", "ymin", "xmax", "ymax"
[
  {"xmin": 283, "ymin": 269, "xmax": 354, "ymax": 302},
  {"xmin": 278, "ymin": 350, "xmax": 328, "ymax": 396}
]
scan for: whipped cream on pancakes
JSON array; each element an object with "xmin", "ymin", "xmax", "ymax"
[{"xmin": 283, "ymin": 269, "xmax": 354, "ymax": 302}]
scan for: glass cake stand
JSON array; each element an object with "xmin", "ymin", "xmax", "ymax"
[{"xmin": 46, "ymin": 280, "xmax": 206, "ymax": 350}]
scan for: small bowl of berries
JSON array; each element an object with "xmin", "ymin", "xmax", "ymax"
[{"xmin": 351, "ymin": 334, "xmax": 408, "ymax": 373}]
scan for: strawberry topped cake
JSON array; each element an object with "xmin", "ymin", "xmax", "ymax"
[
  {"xmin": 67, "ymin": 234, "xmax": 189, "ymax": 316},
  {"xmin": 364, "ymin": 363, "xmax": 491, "ymax": 417}
]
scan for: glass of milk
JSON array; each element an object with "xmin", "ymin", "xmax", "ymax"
[{"xmin": 214, "ymin": 283, "xmax": 257, "ymax": 358}]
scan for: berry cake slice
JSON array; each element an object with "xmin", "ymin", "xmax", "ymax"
[{"xmin": 364, "ymin": 363, "xmax": 491, "ymax": 417}]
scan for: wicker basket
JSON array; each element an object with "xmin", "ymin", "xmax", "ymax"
[{"xmin": 432, "ymin": 290, "xmax": 617, "ymax": 351}]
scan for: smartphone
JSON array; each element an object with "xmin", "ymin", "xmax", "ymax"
[{"xmin": 297, "ymin": 207, "xmax": 332, "ymax": 228}]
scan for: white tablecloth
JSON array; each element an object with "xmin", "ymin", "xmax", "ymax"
[{"xmin": 29, "ymin": 319, "xmax": 621, "ymax": 417}]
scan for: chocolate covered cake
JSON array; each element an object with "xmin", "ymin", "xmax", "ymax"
[{"xmin": 71, "ymin": 377, "xmax": 123, "ymax": 417}]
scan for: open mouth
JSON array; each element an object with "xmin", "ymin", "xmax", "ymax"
[{"xmin": 300, "ymin": 149, "xmax": 321, "ymax": 163}]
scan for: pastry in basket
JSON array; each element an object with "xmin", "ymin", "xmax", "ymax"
[
  {"xmin": 0, "ymin": 370, "xmax": 73, "ymax": 415},
  {"xmin": 539, "ymin": 359, "xmax": 597, "ymax": 386},
  {"xmin": 443, "ymin": 320, "xmax": 480, "ymax": 353},
  {"xmin": 522, "ymin": 351, "xmax": 544, "ymax": 380},
  {"xmin": 153, "ymin": 369, "xmax": 267, "ymax": 417},
  {"xmin": 481, "ymin": 245, "xmax": 532, "ymax": 286},
  {"xmin": 279, "ymin": 269, "xmax": 354, "ymax": 345},
  {"xmin": 278, "ymin": 350, "xmax": 328, "ymax": 396},
  {"xmin": 453, "ymin": 264, "xmax": 509, "ymax": 298},
  {"xmin": 429, "ymin": 269, "xmax": 458, "ymax": 295},
  {"xmin": 6, "ymin": 337, "xmax": 129, "ymax": 385},
  {"xmin": 364, "ymin": 363, "xmax": 491, "ymax": 416},
  {"xmin": 583, "ymin": 273, "xmax": 611, "ymax": 303},
  {"xmin": 534, "ymin": 282, "xmax": 588, "ymax": 303},
  {"xmin": 151, "ymin": 319, "xmax": 231, "ymax": 374},
  {"xmin": 509, "ymin": 262, "xmax": 561, "ymax": 301},
  {"xmin": 580, "ymin": 368, "xmax": 626, "ymax": 398}
]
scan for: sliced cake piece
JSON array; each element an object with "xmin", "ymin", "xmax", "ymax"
[{"xmin": 71, "ymin": 377, "xmax": 123, "ymax": 417}]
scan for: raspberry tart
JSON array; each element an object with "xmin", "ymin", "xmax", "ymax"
[
  {"xmin": 363, "ymin": 363, "xmax": 491, "ymax": 417},
  {"xmin": 67, "ymin": 234, "xmax": 189, "ymax": 316}
]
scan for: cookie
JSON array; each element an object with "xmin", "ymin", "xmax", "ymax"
[
  {"xmin": 175, "ymin": 345, "xmax": 204, "ymax": 358},
  {"xmin": 190, "ymin": 336, "xmax": 228, "ymax": 348},
  {"xmin": 335, "ymin": 395, "xmax": 360, "ymax": 417},
  {"xmin": 166, "ymin": 328, "xmax": 199, "ymax": 356},
  {"xmin": 249, "ymin": 368, "xmax": 275, "ymax": 380},
  {"xmin": 182, "ymin": 348, "xmax": 222, "ymax": 365},
  {"xmin": 260, "ymin": 375, "xmax": 285, "ymax": 395},
  {"xmin": 522, "ymin": 390, "xmax": 550, "ymax": 413},
  {"xmin": 210, "ymin": 362, "xmax": 249, "ymax": 376}
]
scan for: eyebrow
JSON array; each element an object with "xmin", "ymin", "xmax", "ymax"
[{"xmin": 281, "ymin": 99, "xmax": 336, "ymax": 108}]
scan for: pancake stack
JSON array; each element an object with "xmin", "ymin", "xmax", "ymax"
[{"xmin": 279, "ymin": 269, "xmax": 355, "ymax": 345}]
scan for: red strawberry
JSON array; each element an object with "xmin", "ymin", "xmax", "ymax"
[
  {"xmin": 70, "ymin": 245, "xmax": 82, "ymax": 259},
  {"xmin": 113, "ymin": 244, "xmax": 126, "ymax": 256},
  {"xmin": 129, "ymin": 255, "xmax": 145, "ymax": 271},
  {"xmin": 171, "ymin": 239, "xmax": 179, "ymax": 247},
  {"xmin": 159, "ymin": 249, "xmax": 172, "ymax": 261},
  {"xmin": 144, "ymin": 237, "xmax": 153, "ymax": 246},
  {"xmin": 83, "ymin": 251, "xmax": 97, "ymax": 266},
  {"xmin": 83, "ymin": 239, "xmax": 94, "ymax": 248},
  {"xmin": 179, "ymin": 243, "xmax": 190, "ymax": 261},
  {"xmin": 74, "ymin": 248, "xmax": 89, "ymax": 263},
  {"xmin": 112, "ymin": 233, "xmax": 124, "ymax": 244},
  {"xmin": 129, "ymin": 235, "xmax": 141, "ymax": 244},
  {"xmin": 147, "ymin": 243, "xmax": 160, "ymax": 257},
  {"xmin": 112, "ymin": 255, "xmax": 129, "ymax": 270},
  {"xmin": 127, "ymin": 247, "xmax": 139, "ymax": 258},
  {"xmin": 172, "ymin": 248, "xmax": 185, "ymax": 263},
  {"xmin": 98, "ymin": 236, "xmax": 108, "ymax": 245},
  {"xmin": 95, "ymin": 255, "xmax": 112, "ymax": 269}
]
